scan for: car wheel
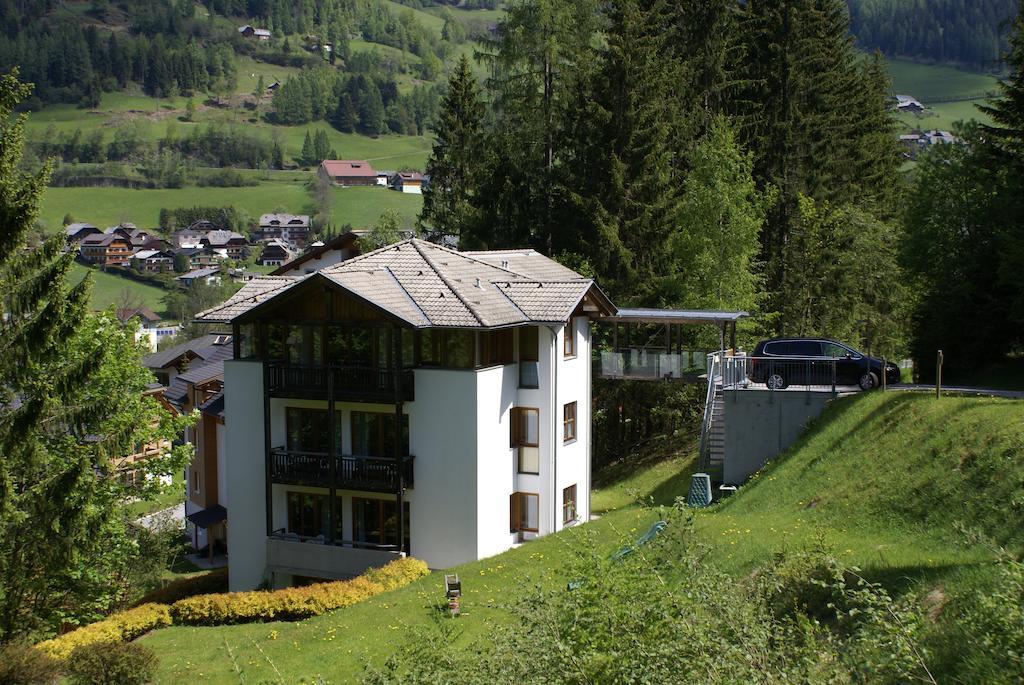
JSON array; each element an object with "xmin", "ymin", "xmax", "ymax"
[
  {"xmin": 766, "ymin": 373, "xmax": 788, "ymax": 390},
  {"xmin": 858, "ymin": 371, "xmax": 878, "ymax": 391}
]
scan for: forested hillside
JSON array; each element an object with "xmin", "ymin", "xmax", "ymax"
[{"xmin": 848, "ymin": 0, "xmax": 1017, "ymax": 66}]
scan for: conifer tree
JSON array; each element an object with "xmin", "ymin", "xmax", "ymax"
[
  {"xmin": 300, "ymin": 130, "xmax": 315, "ymax": 166},
  {"xmin": 981, "ymin": 0, "xmax": 1024, "ymax": 159},
  {"xmin": 0, "ymin": 71, "xmax": 191, "ymax": 641},
  {"xmin": 313, "ymin": 128, "xmax": 331, "ymax": 162},
  {"xmin": 419, "ymin": 55, "xmax": 484, "ymax": 244}
]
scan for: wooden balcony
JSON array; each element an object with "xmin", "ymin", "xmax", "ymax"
[
  {"xmin": 266, "ymin": 363, "xmax": 414, "ymax": 402},
  {"xmin": 270, "ymin": 449, "xmax": 414, "ymax": 492}
]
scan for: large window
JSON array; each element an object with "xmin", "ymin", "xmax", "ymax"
[
  {"xmin": 326, "ymin": 327, "xmax": 379, "ymax": 367},
  {"xmin": 352, "ymin": 498, "xmax": 410, "ymax": 548},
  {"xmin": 351, "ymin": 412, "xmax": 410, "ymax": 457},
  {"xmin": 418, "ymin": 330, "xmax": 475, "ymax": 368},
  {"xmin": 563, "ymin": 320, "xmax": 576, "ymax": 358},
  {"xmin": 286, "ymin": 408, "xmax": 341, "ymax": 453},
  {"xmin": 563, "ymin": 402, "xmax": 577, "ymax": 443},
  {"xmin": 480, "ymin": 329, "xmax": 514, "ymax": 367},
  {"xmin": 286, "ymin": 491, "xmax": 343, "ymax": 539},
  {"xmin": 510, "ymin": 492, "xmax": 539, "ymax": 533},
  {"xmin": 511, "ymin": 407, "xmax": 540, "ymax": 474},
  {"xmin": 563, "ymin": 484, "xmax": 577, "ymax": 524},
  {"xmin": 519, "ymin": 327, "xmax": 539, "ymax": 388}
]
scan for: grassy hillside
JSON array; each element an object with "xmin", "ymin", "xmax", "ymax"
[
  {"xmin": 69, "ymin": 263, "xmax": 171, "ymax": 317},
  {"xmin": 886, "ymin": 58, "xmax": 1001, "ymax": 131},
  {"xmin": 139, "ymin": 392, "xmax": 1024, "ymax": 682}
]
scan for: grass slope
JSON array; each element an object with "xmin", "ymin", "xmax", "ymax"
[
  {"xmin": 69, "ymin": 262, "xmax": 171, "ymax": 317},
  {"xmin": 887, "ymin": 58, "xmax": 999, "ymax": 102},
  {"xmin": 141, "ymin": 392, "xmax": 1024, "ymax": 682}
]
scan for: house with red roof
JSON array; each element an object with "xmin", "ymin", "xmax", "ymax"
[{"xmin": 318, "ymin": 160, "xmax": 379, "ymax": 187}]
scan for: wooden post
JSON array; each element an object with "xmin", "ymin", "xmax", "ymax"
[{"xmin": 936, "ymin": 350, "xmax": 944, "ymax": 398}]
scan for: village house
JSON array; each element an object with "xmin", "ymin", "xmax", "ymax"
[
  {"xmin": 394, "ymin": 172, "xmax": 425, "ymax": 195},
  {"xmin": 201, "ymin": 230, "xmax": 249, "ymax": 260},
  {"xmin": 178, "ymin": 246, "xmax": 225, "ymax": 269},
  {"xmin": 131, "ymin": 249, "xmax": 175, "ymax": 273},
  {"xmin": 144, "ymin": 333, "xmax": 234, "ymax": 388},
  {"xmin": 79, "ymin": 233, "xmax": 133, "ymax": 268},
  {"xmin": 64, "ymin": 222, "xmax": 101, "ymax": 244},
  {"xmin": 894, "ymin": 94, "xmax": 926, "ymax": 113},
  {"xmin": 318, "ymin": 160, "xmax": 378, "ymax": 187},
  {"xmin": 116, "ymin": 307, "xmax": 180, "ymax": 353},
  {"xmin": 118, "ymin": 385, "xmax": 178, "ymax": 488},
  {"xmin": 177, "ymin": 266, "xmax": 222, "ymax": 288},
  {"xmin": 257, "ymin": 238, "xmax": 297, "ymax": 267},
  {"xmin": 171, "ymin": 227, "xmax": 208, "ymax": 249},
  {"xmin": 257, "ymin": 214, "xmax": 312, "ymax": 247},
  {"xmin": 270, "ymin": 231, "xmax": 361, "ymax": 275},
  {"xmin": 195, "ymin": 239, "xmax": 615, "ymax": 590},
  {"xmin": 238, "ymin": 25, "xmax": 271, "ymax": 40}
]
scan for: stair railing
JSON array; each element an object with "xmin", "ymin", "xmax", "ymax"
[{"xmin": 698, "ymin": 351, "xmax": 722, "ymax": 471}]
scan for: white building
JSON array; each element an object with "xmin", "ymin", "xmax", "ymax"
[
  {"xmin": 196, "ymin": 239, "xmax": 615, "ymax": 591},
  {"xmin": 270, "ymin": 231, "xmax": 361, "ymax": 275}
]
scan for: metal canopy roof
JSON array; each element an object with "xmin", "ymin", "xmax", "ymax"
[{"xmin": 607, "ymin": 308, "xmax": 749, "ymax": 324}]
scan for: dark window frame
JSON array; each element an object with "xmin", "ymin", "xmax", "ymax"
[
  {"xmin": 563, "ymin": 320, "xmax": 576, "ymax": 358},
  {"xmin": 562, "ymin": 484, "xmax": 577, "ymax": 524},
  {"xmin": 510, "ymin": 492, "xmax": 540, "ymax": 533},
  {"xmin": 511, "ymin": 407, "xmax": 540, "ymax": 474},
  {"xmin": 563, "ymin": 402, "xmax": 577, "ymax": 443}
]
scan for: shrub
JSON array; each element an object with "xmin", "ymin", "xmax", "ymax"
[
  {"xmin": 171, "ymin": 557, "xmax": 429, "ymax": 625},
  {"xmin": 66, "ymin": 641, "xmax": 156, "ymax": 685},
  {"xmin": 35, "ymin": 604, "xmax": 171, "ymax": 662},
  {"xmin": 134, "ymin": 568, "xmax": 228, "ymax": 606},
  {"xmin": 0, "ymin": 642, "xmax": 59, "ymax": 685}
]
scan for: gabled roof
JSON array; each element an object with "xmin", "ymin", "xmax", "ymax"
[
  {"xmin": 177, "ymin": 266, "xmax": 221, "ymax": 280},
  {"xmin": 202, "ymin": 230, "xmax": 247, "ymax": 246},
  {"xmin": 143, "ymin": 333, "xmax": 233, "ymax": 371},
  {"xmin": 81, "ymin": 233, "xmax": 129, "ymax": 247},
  {"xmin": 116, "ymin": 307, "xmax": 161, "ymax": 323},
  {"xmin": 196, "ymin": 239, "xmax": 616, "ymax": 328},
  {"xmin": 65, "ymin": 222, "xmax": 99, "ymax": 237},
  {"xmin": 259, "ymin": 213, "xmax": 310, "ymax": 228},
  {"xmin": 320, "ymin": 160, "xmax": 377, "ymax": 178},
  {"xmin": 269, "ymin": 231, "xmax": 359, "ymax": 275}
]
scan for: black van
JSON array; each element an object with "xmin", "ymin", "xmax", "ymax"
[{"xmin": 747, "ymin": 338, "xmax": 900, "ymax": 391}]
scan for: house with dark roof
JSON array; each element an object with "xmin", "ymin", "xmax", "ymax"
[
  {"xmin": 131, "ymin": 249, "xmax": 175, "ymax": 273},
  {"xmin": 201, "ymin": 230, "xmax": 249, "ymax": 260},
  {"xmin": 270, "ymin": 231, "xmax": 360, "ymax": 275},
  {"xmin": 393, "ymin": 171, "xmax": 424, "ymax": 195},
  {"xmin": 79, "ymin": 233, "xmax": 133, "ymax": 267},
  {"xmin": 257, "ymin": 214, "xmax": 312, "ymax": 247},
  {"xmin": 256, "ymin": 239, "xmax": 296, "ymax": 267},
  {"xmin": 195, "ymin": 238, "xmax": 617, "ymax": 590},
  {"xmin": 238, "ymin": 24, "xmax": 271, "ymax": 40},
  {"xmin": 116, "ymin": 307, "xmax": 180, "ymax": 353},
  {"xmin": 318, "ymin": 160, "xmax": 378, "ymax": 187},
  {"xmin": 177, "ymin": 247, "xmax": 225, "ymax": 269},
  {"xmin": 176, "ymin": 266, "xmax": 222, "ymax": 288},
  {"xmin": 64, "ymin": 222, "xmax": 101, "ymax": 244}
]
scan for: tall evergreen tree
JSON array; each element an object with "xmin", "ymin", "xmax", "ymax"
[
  {"xmin": 0, "ymin": 71, "xmax": 190, "ymax": 640},
  {"xmin": 300, "ymin": 130, "xmax": 315, "ymax": 166},
  {"xmin": 419, "ymin": 55, "xmax": 485, "ymax": 244}
]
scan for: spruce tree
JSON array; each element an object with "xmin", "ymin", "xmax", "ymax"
[
  {"xmin": 419, "ymin": 55, "xmax": 485, "ymax": 244},
  {"xmin": 313, "ymin": 128, "xmax": 331, "ymax": 162},
  {"xmin": 981, "ymin": 0, "xmax": 1024, "ymax": 159},
  {"xmin": 300, "ymin": 130, "xmax": 315, "ymax": 166},
  {"xmin": 0, "ymin": 72, "xmax": 191, "ymax": 640}
]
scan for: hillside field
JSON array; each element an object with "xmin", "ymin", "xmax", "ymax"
[
  {"xmin": 886, "ymin": 58, "xmax": 1001, "ymax": 131},
  {"xmin": 139, "ymin": 392, "xmax": 1024, "ymax": 682},
  {"xmin": 69, "ymin": 262, "xmax": 170, "ymax": 317}
]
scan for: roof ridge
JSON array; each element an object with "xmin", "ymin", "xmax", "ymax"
[
  {"xmin": 384, "ymin": 266, "xmax": 431, "ymax": 325},
  {"xmin": 410, "ymin": 238, "xmax": 532, "ymax": 279},
  {"xmin": 323, "ymin": 239, "xmax": 417, "ymax": 272},
  {"xmin": 411, "ymin": 239, "xmax": 486, "ymax": 327}
]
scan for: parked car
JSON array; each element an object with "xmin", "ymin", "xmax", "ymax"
[{"xmin": 747, "ymin": 337, "xmax": 900, "ymax": 391}]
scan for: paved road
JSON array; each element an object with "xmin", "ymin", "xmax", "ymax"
[
  {"xmin": 136, "ymin": 503, "xmax": 185, "ymax": 530},
  {"xmin": 888, "ymin": 384, "xmax": 1024, "ymax": 400}
]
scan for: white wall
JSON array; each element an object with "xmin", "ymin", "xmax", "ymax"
[
  {"xmin": 408, "ymin": 368, "xmax": 479, "ymax": 568},
  {"xmin": 555, "ymin": 317, "xmax": 590, "ymax": 530},
  {"xmin": 474, "ymin": 364, "xmax": 518, "ymax": 558},
  {"xmin": 225, "ymin": 360, "xmax": 268, "ymax": 591}
]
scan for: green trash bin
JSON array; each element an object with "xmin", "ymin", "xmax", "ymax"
[{"xmin": 687, "ymin": 473, "xmax": 713, "ymax": 507}]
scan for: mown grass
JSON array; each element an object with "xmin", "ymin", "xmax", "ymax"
[
  {"xmin": 329, "ymin": 186, "xmax": 423, "ymax": 229},
  {"xmin": 69, "ymin": 262, "xmax": 171, "ymax": 317},
  {"xmin": 140, "ymin": 391, "xmax": 1023, "ymax": 682},
  {"xmin": 886, "ymin": 58, "xmax": 1000, "ymax": 102}
]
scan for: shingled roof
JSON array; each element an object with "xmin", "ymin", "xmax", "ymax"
[{"xmin": 195, "ymin": 239, "xmax": 615, "ymax": 327}]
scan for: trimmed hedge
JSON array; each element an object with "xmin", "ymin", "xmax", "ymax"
[
  {"xmin": 171, "ymin": 557, "xmax": 429, "ymax": 625},
  {"xmin": 35, "ymin": 604, "xmax": 172, "ymax": 662},
  {"xmin": 134, "ymin": 568, "xmax": 228, "ymax": 606}
]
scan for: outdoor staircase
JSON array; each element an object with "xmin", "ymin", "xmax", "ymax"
[{"xmin": 704, "ymin": 385, "xmax": 725, "ymax": 479}]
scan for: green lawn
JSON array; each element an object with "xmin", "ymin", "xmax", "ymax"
[
  {"xmin": 329, "ymin": 186, "xmax": 423, "ymax": 229},
  {"xmin": 896, "ymin": 99, "xmax": 993, "ymax": 132},
  {"xmin": 381, "ymin": 0, "xmax": 446, "ymax": 35},
  {"xmin": 887, "ymin": 58, "xmax": 1000, "ymax": 102},
  {"xmin": 139, "ymin": 391, "xmax": 1024, "ymax": 682},
  {"xmin": 40, "ymin": 182, "xmax": 313, "ymax": 233},
  {"xmin": 69, "ymin": 263, "xmax": 172, "ymax": 317}
]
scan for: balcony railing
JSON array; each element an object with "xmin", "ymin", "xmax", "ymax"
[
  {"xmin": 270, "ymin": 449, "xmax": 414, "ymax": 492},
  {"xmin": 594, "ymin": 349, "xmax": 711, "ymax": 381},
  {"xmin": 266, "ymin": 363, "xmax": 414, "ymax": 402}
]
